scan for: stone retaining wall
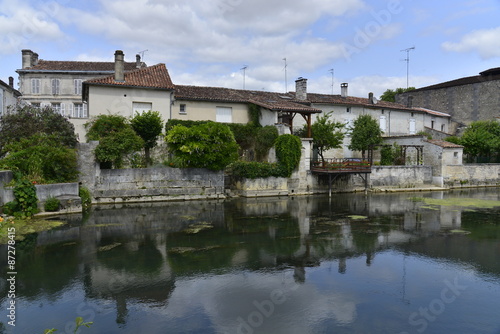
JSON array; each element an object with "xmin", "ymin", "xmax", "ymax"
[{"xmin": 443, "ymin": 164, "xmax": 500, "ymax": 188}]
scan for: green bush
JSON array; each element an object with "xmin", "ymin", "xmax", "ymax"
[
  {"xmin": 3, "ymin": 178, "xmax": 39, "ymax": 218},
  {"xmin": 275, "ymin": 134, "xmax": 302, "ymax": 177},
  {"xmin": 229, "ymin": 161, "xmax": 286, "ymax": 179},
  {"xmin": 165, "ymin": 119, "xmax": 211, "ymax": 133},
  {"xmin": 165, "ymin": 122, "xmax": 239, "ymax": 171},
  {"xmin": 255, "ymin": 126, "xmax": 279, "ymax": 160},
  {"xmin": 44, "ymin": 197, "xmax": 60, "ymax": 212},
  {"xmin": 130, "ymin": 111, "xmax": 163, "ymax": 165},
  {"xmin": 79, "ymin": 186, "xmax": 92, "ymax": 210}
]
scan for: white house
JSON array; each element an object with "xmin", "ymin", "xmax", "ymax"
[{"xmin": 0, "ymin": 77, "xmax": 21, "ymax": 116}]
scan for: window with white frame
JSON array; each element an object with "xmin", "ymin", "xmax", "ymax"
[
  {"xmin": 180, "ymin": 104, "xmax": 186, "ymax": 114},
  {"xmin": 216, "ymin": 106, "xmax": 232, "ymax": 123},
  {"xmin": 51, "ymin": 79, "xmax": 60, "ymax": 95},
  {"xmin": 31, "ymin": 79, "xmax": 40, "ymax": 94},
  {"xmin": 71, "ymin": 103, "xmax": 87, "ymax": 118},
  {"xmin": 74, "ymin": 79, "xmax": 82, "ymax": 95},
  {"xmin": 52, "ymin": 103, "xmax": 65, "ymax": 116},
  {"xmin": 132, "ymin": 102, "xmax": 152, "ymax": 115},
  {"xmin": 409, "ymin": 118, "xmax": 416, "ymax": 134}
]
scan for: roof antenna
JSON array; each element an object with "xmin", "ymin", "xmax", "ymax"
[
  {"xmin": 283, "ymin": 58, "xmax": 288, "ymax": 93},
  {"xmin": 401, "ymin": 46, "xmax": 415, "ymax": 89},
  {"xmin": 137, "ymin": 49, "xmax": 148, "ymax": 62},
  {"xmin": 241, "ymin": 65, "xmax": 248, "ymax": 89},
  {"xmin": 329, "ymin": 68, "xmax": 334, "ymax": 95}
]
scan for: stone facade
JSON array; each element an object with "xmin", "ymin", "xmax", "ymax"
[{"xmin": 396, "ymin": 68, "xmax": 500, "ymax": 130}]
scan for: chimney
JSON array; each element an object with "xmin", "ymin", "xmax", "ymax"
[
  {"xmin": 341, "ymin": 83, "xmax": 348, "ymax": 98},
  {"xmin": 21, "ymin": 49, "xmax": 34, "ymax": 69},
  {"xmin": 407, "ymin": 96, "xmax": 413, "ymax": 108},
  {"xmin": 368, "ymin": 92, "xmax": 378, "ymax": 104},
  {"xmin": 295, "ymin": 77, "xmax": 307, "ymax": 100},
  {"xmin": 114, "ymin": 50, "xmax": 125, "ymax": 82},
  {"xmin": 8, "ymin": 77, "xmax": 14, "ymax": 87},
  {"xmin": 32, "ymin": 52, "xmax": 39, "ymax": 66},
  {"xmin": 136, "ymin": 54, "xmax": 141, "ymax": 69}
]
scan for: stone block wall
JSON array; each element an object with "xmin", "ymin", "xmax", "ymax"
[
  {"xmin": 370, "ymin": 166, "xmax": 433, "ymax": 188},
  {"xmin": 443, "ymin": 164, "xmax": 500, "ymax": 188}
]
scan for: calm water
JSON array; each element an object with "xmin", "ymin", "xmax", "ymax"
[{"xmin": 1, "ymin": 188, "xmax": 500, "ymax": 334}]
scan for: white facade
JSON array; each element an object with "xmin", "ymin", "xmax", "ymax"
[{"xmin": 0, "ymin": 79, "xmax": 21, "ymax": 116}]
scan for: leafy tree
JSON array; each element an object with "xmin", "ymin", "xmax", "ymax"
[
  {"xmin": 348, "ymin": 115, "xmax": 382, "ymax": 159},
  {"xmin": 0, "ymin": 134, "xmax": 78, "ymax": 183},
  {"xmin": 450, "ymin": 120, "xmax": 500, "ymax": 163},
  {"xmin": 275, "ymin": 134, "xmax": 302, "ymax": 176},
  {"xmin": 130, "ymin": 111, "xmax": 163, "ymax": 166},
  {"xmin": 380, "ymin": 87, "xmax": 415, "ymax": 102},
  {"xmin": 165, "ymin": 122, "xmax": 239, "ymax": 171},
  {"xmin": 0, "ymin": 105, "xmax": 77, "ymax": 156},
  {"xmin": 85, "ymin": 115, "xmax": 144, "ymax": 168},
  {"xmin": 309, "ymin": 112, "xmax": 345, "ymax": 164}
]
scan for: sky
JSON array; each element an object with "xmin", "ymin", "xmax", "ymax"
[{"xmin": 1, "ymin": 0, "xmax": 500, "ymax": 98}]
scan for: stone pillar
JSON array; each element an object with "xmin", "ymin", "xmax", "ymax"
[{"xmin": 77, "ymin": 141, "xmax": 100, "ymax": 193}]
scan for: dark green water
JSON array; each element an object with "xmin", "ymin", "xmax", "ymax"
[{"xmin": 1, "ymin": 188, "xmax": 500, "ymax": 334}]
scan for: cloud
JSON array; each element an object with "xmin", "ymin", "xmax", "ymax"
[
  {"xmin": 442, "ymin": 27, "xmax": 500, "ymax": 59},
  {"xmin": 0, "ymin": 0, "xmax": 66, "ymax": 54}
]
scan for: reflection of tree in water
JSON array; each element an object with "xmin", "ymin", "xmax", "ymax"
[
  {"xmin": 461, "ymin": 209, "xmax": 500, "ymax": 241},
  {"xmin": 12, "ymin": 234, "xmax": 80, "ymax": 300},
  {"xmin": 96, "ymin": 236, "xmax": 163, "ymax": 275},
  {"xmin": 166, "ymin": 215, "xmax": 302, "ymax": 275}
]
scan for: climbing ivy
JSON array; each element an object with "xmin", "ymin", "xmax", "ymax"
[{"xmin": 275, "ymin": 134, "xmax": 302, "ymax": 177}]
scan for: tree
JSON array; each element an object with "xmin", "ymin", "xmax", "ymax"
[
  {"xmin": 130, "ymin": 111, "xmax": 163, "ymax": 166},
  {"xmin": 0, "ymin": 105, "xmax": 78, "ymax": 156},
  {"xmin": 348, "ymin": 115, "xmax": 382, "ymax": 159},
  {"xmin": 380, "ymin": 87, "xmax": 415, "ymax": 102},
  {"xmin": 451, "ymin": 121, "xmax": 500, "ymax": 163},
  {"xmin": 85, "ymin": 115, "xmax": 144, "ymax": 168},
  {"xmin": 165, "ymin": 122, "xmax": 239, "ymax": 171},
  {"xmin": 309, "ymin": 112, "xmax": 345, "ymax": 164}
]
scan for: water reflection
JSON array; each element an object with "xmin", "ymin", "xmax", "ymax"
[{"xmin": 1, "ymin": 188, "xmax": 499, "ymax": 333}]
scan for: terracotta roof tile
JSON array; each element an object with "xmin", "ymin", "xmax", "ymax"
[
  {"xmin": 305, "ymin": 92, "xmax": 415, "ymax": 110},
  {"xmin": 427, "ymin": 139, "xmax": 463, "ymax": 148},
  {"xmin": 174, "ymin": 85, "xmax": 321, "ymax": 113},
  {"xmin": 18, "ymin": 59, "xmax": 140, "ymax": 72},
  {"xmin": 84, "ymin": 64, "xmax": 174, "ymax": 90}
]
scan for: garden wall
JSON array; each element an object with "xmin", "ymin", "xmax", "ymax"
[
  {"xmin": 443, "ymin": 164, "xmax": 500, "ymax": 188},
  {"xmin": 370, "ymin": 166, "xmax": 433, "ymax": 188}
]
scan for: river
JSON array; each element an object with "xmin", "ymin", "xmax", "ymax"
[{"xmin": 1, "ymin": 188, "xmax": 499, "ymax": 333}]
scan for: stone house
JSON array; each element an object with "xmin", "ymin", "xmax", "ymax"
[
  {"xmin": 0, "ymin": 77, "xmax": 21, "ymax": 116},
  {"xmin": 395, "ymin": 67, "xmax": 500, "ymax": 132},
  {"xmin": 16, "ymin": 49, "xmax": 145, "ymax": 140}
]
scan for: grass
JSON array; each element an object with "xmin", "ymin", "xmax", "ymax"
[{"xmin": 0, "ymin": 216, "xmax": 64, "ymax": 244}]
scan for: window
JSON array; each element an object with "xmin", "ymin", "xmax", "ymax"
[
  {"xmin": 216, "ymin": 106, "xmax": 232, "ymax": 123},
  {"xmin": 71, "ymin": 103, "xmax": 87, "ymax": 118},
  {"xmin": 52, "ymin": 103, "xmax": 65, "ymax": 116},
  {"xmin": 31, "ymin": 79, "xmax": 40, "ymax": 94},
  {"xmin": 132, "ymin": 102, "xmax": 152, "ymax": 115},
  {"xmin": 52, "ymin": 79, "xmax": 60, "ymax": 95},
  {"xmin": 409, "ymin": 118, "xmax": 416, "ymax": 134},
  {"xmin": 180, "ymin": 104, "xmax": 186, "ymax": 114},
  {"xmin": 441, "ymin": 124, "xmax": 445, "ymax": 132},
  {"xmin": 346, "ymin": 107, "xmax": 351, "ymax": 113},
  {"xmin": 31, "ymin": 102, "xmax": 41, "ymax": 109},
  {"xmin": 431, "ymin": 120, "xmax": 435, "ymax": 129},
  {"xmin": 74, "ymin": 79, "xmax": 82, "ymax": 95},
  {"xmin": 379, "ymin": 115, "xmax": 387, "ymax": 133},
  {"xmin": 454, "ymin": 152, "xmax": 458, "ymax": 158}
]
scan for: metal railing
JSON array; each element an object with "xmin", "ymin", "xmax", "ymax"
[{"xmin": 311, "ymin": 158, "xmax": 372, "ymax": 173}]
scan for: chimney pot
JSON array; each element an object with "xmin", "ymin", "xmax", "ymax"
[
  {"xmin": 8, "ymin": 77, "xmax": 14, "ymax": 87},
  {"xmin": 295, "ymin": 77, "xmax": 308, "ymax": 100},
  {"xmin": 341, "ymin": 83, "xmax": 348, "ymax": 98},
  {"xmin": 114, "ymin": 50, "xmax": 125, "ymax": 82},
  {"xmin": 136, "ymin": 54, "xmax": 141, "ymax": 68}
]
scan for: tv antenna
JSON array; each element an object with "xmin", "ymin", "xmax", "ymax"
[
  {"xmin": 241, "ymin": 65, "xmax": 248, "ymax": 89},
  {"xmin": 329, "ymin": 68, "xmax": 334, "ymax": 95},
  {"xmin": 137, "ymin": 49, "xmax": 148, "ymax": 61},
  {"xmin": 401, "ymin": 46, "xmax": 415, "ymax": 88},
  {"xmin": 283, "ymin": 58, "xmax": 288, "ymax": 93}
]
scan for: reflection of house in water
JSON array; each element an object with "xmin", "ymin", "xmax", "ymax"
[{"xmin": 16, "ymin": 192, "xmax": 481, "ymax": 327}]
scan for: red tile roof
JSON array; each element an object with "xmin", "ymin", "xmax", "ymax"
[
  {"xmin": 175, "ymin": 85, "xmax": 322, "ymax": 113},
  {"xmin": 305, "ymin": 93, "xmax": 416, "ymax": 110},
  {"xmin": 426, "ymin": 139, "xmax": 463, "ymax": 148},
  {"xmin": 17, "ymin": 59, "xmax": 140, "ymax": 72},
  {"xmin": 84, "ymin": 64, "xmax": 174, "ymax": 90}
]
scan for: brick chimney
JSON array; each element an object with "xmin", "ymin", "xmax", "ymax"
[
  {"xmin": 341, "ymin": 83, "xmax": 348, "ymax": 98},
  {"xmin": 21, "ymin": 49, "xmax": 34, "ymax": 69},
  {"xmin": 114, "ymin": 50, "xmax": 125, "ymax": 82},
  {"xmin": 295, "ymin": 77, "xmax": 307, "ymax": 100}
]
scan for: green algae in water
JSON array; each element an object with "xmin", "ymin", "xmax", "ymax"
[
  {"xmin": 0, "ymin": 218, "xmax": 65, "ymax": 243},
  {"xmin": 348, "ymin": 215, "xmax": 368, "ymax": 220},
  {"xmin": 410, "ymin": 197, "xmax": 500, "ymax": 209}
]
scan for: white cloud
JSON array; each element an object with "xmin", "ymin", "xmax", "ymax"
[
  {"xmin": 0, "ymin": 0, "xmax": 66, "ymax": 54},
  {"xmin": 442, "ymin": 27, "xmax": 500, "ymax": 59}
]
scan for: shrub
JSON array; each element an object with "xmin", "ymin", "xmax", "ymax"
[
  {"xmin": 3, "ymin": 178, "xmax": 38, "ymax": 218},
  {"xmin": 44, "ymin": 197, "xmax": 60, "ymax": 212},
  {"xmin": 79, "ymin": 186, "xmax": 92, "ymax": 210},
  {"xmin": 229, "ymin": 161, "xmax": 286, "ymax": 179},
  {"xmin": 275, "ymin": 135, "xmax": 302, "ymax": 177},
  {"xmin": 165, "ymin": 122, "xmax": 239, "ymax": 171},
  {"xmin": 130, "ymin": 111, "xmax": 163, "ymax": 165},
  {"xmin": 255, "ymin": 126, "xmax": 279, "ymax": 161}
]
